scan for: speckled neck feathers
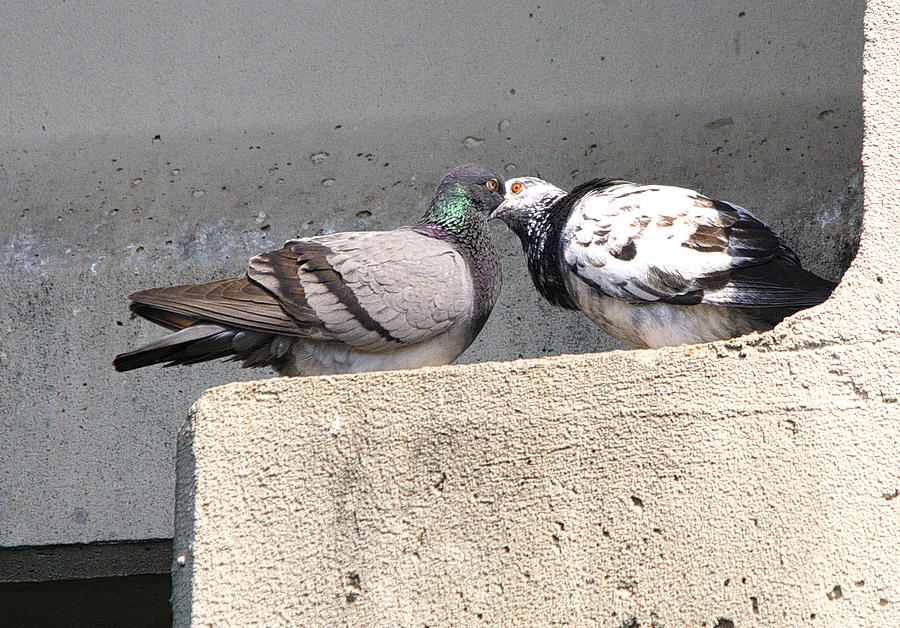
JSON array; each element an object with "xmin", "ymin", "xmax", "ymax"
[
  {"xmin": 414, "ymin": 184, "xmax": 501, "ymax": 335},
  {"xmin": 518, "ymin": 179, "xmax": 624, "ymax": 310}
]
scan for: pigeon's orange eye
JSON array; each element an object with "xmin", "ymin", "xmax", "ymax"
[
  {"xmin": 510, "ymin": 182, "xmax": 523, "ymax": 194},
  {"xmin": 486, "ymin": 179, "xmax": 498, "ymax": 191}
]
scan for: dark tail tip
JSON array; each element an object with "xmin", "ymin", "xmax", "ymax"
[
  {"xmin": 112, "ymin": 351, "xmax": 152, "ymax": 372},
  {"xmin": 113, "ymin": 323, "xmax": 237, "ymax": 372}
]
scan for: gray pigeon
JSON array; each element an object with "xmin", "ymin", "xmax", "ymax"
[
  {"xmin": 113, "ymin": 163, "xmax": 504, "ymax": 375},
  {"xmin": 491, "ymin": 176, "xmax": 835, "ymax": 348}
]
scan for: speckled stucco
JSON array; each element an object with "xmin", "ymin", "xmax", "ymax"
[{"xmin": 171, "ymin": 2, "xmax": 898, "ymax": 625}]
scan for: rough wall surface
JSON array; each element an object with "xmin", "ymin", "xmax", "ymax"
[
  {"xmin": 0, "ymin": 0, "xmax": 865, "ymax": 550},
  {"xmin": 171, "ymin": 1, "xmax": 898, "ymax": 625},
  {"xmin": 174, "ymin": 343, "xmax": 899, "ymax": 626}
]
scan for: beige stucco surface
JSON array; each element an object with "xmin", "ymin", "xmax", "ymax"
[{"xmin": 171, "ymin": 2, "xmax": 898, "ymax": 626}]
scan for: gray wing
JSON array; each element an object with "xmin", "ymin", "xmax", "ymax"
[
  {"xmin": 562, "ymin": 182, "xmax": 834, "ymax": 307},
  {"xmin": 116, "ymin": 228, "xmax": 476, "ymax": 373},
  {"xmin": 248, "ymin": 229, "xmax": 474, "ymax": 351},
  {"xmin": 128, "ymin": 229, "xmax": 474, "ymax": 353}
]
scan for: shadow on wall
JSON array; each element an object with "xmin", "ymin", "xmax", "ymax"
[{"xmin": 0, "ymin": 575, "xmax": 171, "ymax": 627}]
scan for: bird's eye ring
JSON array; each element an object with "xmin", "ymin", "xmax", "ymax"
[
  {"xmin": 510, "ymin": 182, "xmax": 523, "ymax": 194},
  {"xmin": 486, "ymin": 179, "xmax": 498, "ymax": 191}
]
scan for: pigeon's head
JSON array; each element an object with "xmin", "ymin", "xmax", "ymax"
[
  {"xmin": 489, "ymin": 177, "xmax": 568, "ymax": 239},
  {"xmin": 430, "ymin": 163, "xmax": 506, "ymax": 220}
]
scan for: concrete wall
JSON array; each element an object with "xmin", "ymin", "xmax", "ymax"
[
  {"xmin": 174, "ymin": 342, "xmax": 900, "ymax": 625},
  {"xmin": 1, "ymin": 0, "xmax": 864, "ymax": 571},
  {"xmin": 170, "ymin": 1, "xmax": 899, "ymax": 625}
]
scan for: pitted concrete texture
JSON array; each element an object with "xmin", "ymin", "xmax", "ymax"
[
  {"xmin": 0, "ymin": 0, "xmax": 865, "ymax": 550},
  {"xmin": 172, "ymin": 2, "xmax": 898, "ymax": 624},
  {"xmin": 174, "ymin": 341, "xmax": 899, "ymax": 626}
]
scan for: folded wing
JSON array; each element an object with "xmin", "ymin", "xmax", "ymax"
[
  {"xmin": 126, "ymin": 229, "xmax": 473, "ymax": 356},
  {"xmin": 561, "ymin": 182, "xmax": 835, "ymax": 308}
]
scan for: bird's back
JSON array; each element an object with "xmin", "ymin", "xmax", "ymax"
[{"xmin": 557, "ymin": 181, "xmax": 835, "ymax": 347}]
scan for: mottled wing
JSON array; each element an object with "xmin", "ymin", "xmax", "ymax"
[
  {"xmin": 248, "ymin": 229, "xmax": 473, "ymax": 352},
  {"xmin": 561, "ymin": 182, "xmax": 833, "ymax": 307}
]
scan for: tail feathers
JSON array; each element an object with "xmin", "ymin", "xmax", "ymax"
[
  {"xmin": 113, "ymin": 323, "xmax": 243, "ymax": 372},
  {"xmin": 710, "ymin": 261, "xmax": 837, "ymax": 309},
  {"xmin": 113, "ymin": 323, "xmax": 298, "ymax": 372},
  {"xmin": 729, "ymin": 267, "xmax": 837, "ymax": 329}
]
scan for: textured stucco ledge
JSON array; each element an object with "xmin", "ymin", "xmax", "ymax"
[
  {"xmin": 172, "ymin": 4, "xmax": 899, "ymax": 627},
  {"xmin": 172, "ymin": 329, "xmax": 900, "ymax": 626}
]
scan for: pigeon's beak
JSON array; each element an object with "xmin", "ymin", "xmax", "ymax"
[{"xmin": 489, "ymin": 202, "xmax": 510, "ymax": 221}]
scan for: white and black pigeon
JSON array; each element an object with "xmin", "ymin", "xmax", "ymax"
[
  {"xmin": 491, "ymin": 176, "xmax": 836, "ymax": 348},
  {"xmin": 113, "ymin": 163, "xmax": 505, "ymax": 376}
]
